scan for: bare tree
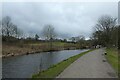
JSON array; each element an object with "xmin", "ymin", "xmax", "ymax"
[
  {"xmin": 2, "ymin": 16, "xmax": 23, "ymax": 38},
  {"xmin": 93, "ymin": 15, "xmax": 117, "ymax": 46},
  {"xmin": 42, "ymin": 25, "xmax": 56, "ymax": 40},
  {"xmin": 2, "ymin": 16, "xmax": 12, "ymax": 36},
  {"xmin": 42, "ymin": 24, "xmax": 56, "ymax": 51},
  {"xmin": 96, "ymin": 15, "xmax": 117, "ymax": 34}
]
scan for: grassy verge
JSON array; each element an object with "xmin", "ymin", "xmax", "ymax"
[
  {"xmin": 32, "ymin": 49, "xmax": 95, "ymax": 78},
  {"xmin": 118, "ymin": 50, "xmax": 120, "ymax": 78},
  {"xmin": 106, "ymin": 48, "xmax": 119, "ymax": 74}
]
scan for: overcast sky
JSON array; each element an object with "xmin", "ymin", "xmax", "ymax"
[{"xmin": 2, "ymin": 2, "xmax": 118, "ymax": 39}]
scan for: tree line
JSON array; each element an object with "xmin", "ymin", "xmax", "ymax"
[
  {"xmin": 1, "ymin": 15, "xmax": 119, "ymax": 48},
  {"xmin": 0, "ymin": 16, "xmax": 56, "ymax": 42},
  {"xmin": 1, "ymin": 16, "xmax": 86, "ymax": 43},
  {"xmin": 91, "ymin": 15, "xmax": 119, "ymax": 48}
]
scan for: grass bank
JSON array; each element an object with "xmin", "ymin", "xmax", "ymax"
[
  {"xmin": 32, "ymin": 49, "xmax": 95, "ymax": 78},
  {"xmin": 118, "ymin": 49, "xmax": 120, "ymax": 78},
  {"xmin": 106, "ymin": 48, "xmax": 119, "ymax": 74},
  {"xmin": 3, "ymin": 41, "xmax": 83, "ymax": 58}
]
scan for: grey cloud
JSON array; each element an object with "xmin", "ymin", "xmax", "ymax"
[{"xmin": 2, "ymin": 2, "xmax": 118, "ymax": 39}]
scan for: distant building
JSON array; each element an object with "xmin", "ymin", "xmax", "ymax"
[{"xmin": 66, "ymin": 39, "xmax": 73, "ymax": 42}]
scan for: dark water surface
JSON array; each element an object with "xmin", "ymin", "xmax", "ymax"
[{"xmin": 3, "ymin": 49, "xmax": 89, "ymax": 78}]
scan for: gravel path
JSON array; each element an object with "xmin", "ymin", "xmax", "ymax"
[{"xmin": 57, "ymin": 48, "xmax": 118, "ymax": 78}]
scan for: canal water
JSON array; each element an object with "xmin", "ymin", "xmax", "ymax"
[{"xmin": 2, "ymin": 49, "xmax": 89, "ymax": 78}]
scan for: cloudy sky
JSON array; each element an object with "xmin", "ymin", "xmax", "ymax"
[{"xmin": 2, "ymin": 2, "xmax": 118, "ymax": 39}]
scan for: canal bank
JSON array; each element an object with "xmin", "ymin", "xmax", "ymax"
[{"xmin": 2, "ymin": 47, "xmax": 86, "ymax": 58}]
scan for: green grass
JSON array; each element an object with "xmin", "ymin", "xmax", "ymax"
[
  {"xmin": 119, "ymin": 50, "xmax": 120, "ymax": 77},
  {"xmin": 32, "ymin": 49, "xmax": 95, "ymax": 78},
  {"xmin": 106, "ymin": 48, "xmax": 118, "ymax": 73}
]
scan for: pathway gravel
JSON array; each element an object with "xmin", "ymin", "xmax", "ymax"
[{"xmin": 57, "ymin": 48, "xmax": 118, "ymax": 78}]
